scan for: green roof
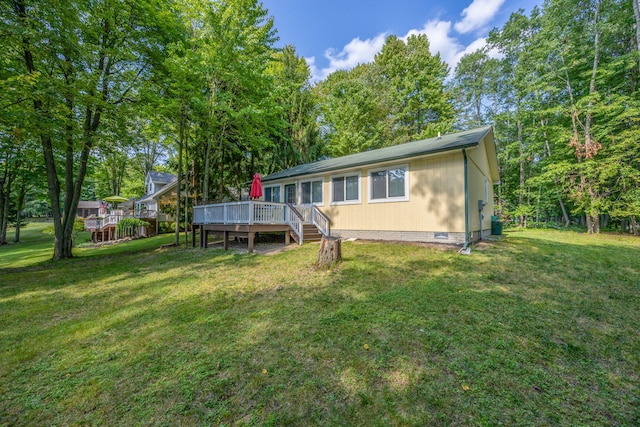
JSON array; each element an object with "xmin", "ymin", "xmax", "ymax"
[{"xmin": 262, "ymin": 126, "xmax": 494, "ymax": 183}]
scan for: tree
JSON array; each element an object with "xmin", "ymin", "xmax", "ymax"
[
  {"xmin": 316, "ymin": 65, "xmax": 386, "ymax": 157},
  {"xmin": 450, "ymin": 50, "xmax": 502, "ymax": 128},
  {"xmin": 374, "ymin": 34, "xmax": 454, "ymax": 144},
  {"xmin": 4, "ymin": 0, "xmax": 178, "ymax": 259},
  {"xmin": 317, "ymin": 34, "xmax": 454, "ymax": 157},
  {"xmin": 267, "ymin": 45, "xmax": 321, "ymax": 171}
]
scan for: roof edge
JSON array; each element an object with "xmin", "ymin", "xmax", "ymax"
[{"xmin": 262, "ymin": 126, "xmax": 493, "ymax": 183}]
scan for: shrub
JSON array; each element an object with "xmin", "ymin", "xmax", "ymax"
[{"xmin": 117, "ymin": 218, "xmax": 150, "ymax": 238}]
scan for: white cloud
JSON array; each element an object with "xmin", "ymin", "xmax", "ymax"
[
  {"xmin": 310, "ymin": 33, "xmax": 387, "ymax": 82},
  {"xmin": 452, "ymin": 36, "xmax": 488, "ymax": 66},
  {"xmin": 454, "ymin": 0, "xmax": 506, "ymax": 34},
  {"xmin": 308, "ymin": 0, "xmax": 507, "ymax": 82}
]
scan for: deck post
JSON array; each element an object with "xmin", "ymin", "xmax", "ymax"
[
  {"xmin": 248, "ymin": 232, "xmax": 255, "ymax": 253},
  {"xmin": 284, "ymin": 230, "xmax": 290, "ymax": 245},
  {"xmin": 223, "ymin": 230, "xmax": 229, "ymax": 250}
]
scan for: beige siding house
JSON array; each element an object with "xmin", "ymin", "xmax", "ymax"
[{"xmin": 260, "ymin": 126, "xmax": 499, "ymax": 246}]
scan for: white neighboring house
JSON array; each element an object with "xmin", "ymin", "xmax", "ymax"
[{"xmin": 135, "ymin": 171, "xmax": 178, "ymax": 221}]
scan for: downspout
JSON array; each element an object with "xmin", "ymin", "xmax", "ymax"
[{"xmin": 460, "ymin": 148, "xmax": 471, "ymax": 254}]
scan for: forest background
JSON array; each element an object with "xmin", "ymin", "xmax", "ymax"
[{"xmin": 1, "ymin": 0, "xmax": 639, "ymax": 259}]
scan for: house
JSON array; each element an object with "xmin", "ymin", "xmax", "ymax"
[
  {"xmin": 84, "ymin": 171, "xmax": 178, "ymax": 242},
  {"xmin": 192, "ymin": 126, "xmax": 499, "ymax": 252},
  {"xmin": 135, "ymin": 171, "xmax": 177, "ymax": 215},
  {"xmin": 76, "ymin": 201, "xmax": 101, "ymax": 218}
]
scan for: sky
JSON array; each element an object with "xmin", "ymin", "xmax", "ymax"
[{"xmin": 261, "ymin": 0, "xmax": 542, "ymax": 82}]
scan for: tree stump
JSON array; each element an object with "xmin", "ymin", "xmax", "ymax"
[{"xmin": 317, "ymin": 236, "xmax": 342, "ymax": 267}]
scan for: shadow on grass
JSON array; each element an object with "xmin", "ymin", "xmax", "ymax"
[{"xmin": 1, "ymin": 232, "xmax": 639, "ymax": 425}]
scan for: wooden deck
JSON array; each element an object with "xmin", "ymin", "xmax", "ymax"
[
  {"xmin": 84, "ymin": 210, "xmax": 125, "ymax": 242},
  {"xmin": 192, "ymin": 201, "xmax": 330, "ymax": 253}
]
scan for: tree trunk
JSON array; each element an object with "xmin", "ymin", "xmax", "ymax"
[
  {"xmin": 0, "ymin": 176, "xmax": 9, "ymax": 245},
  {"xmin": 317, "ymin": 236, "xmax": 342, "ymax": 267},
  {"xmin": 13, "ymin": 182, "xmax": 27, "ymax": 243},
  {"xmin": 558, "ymin": 193, "xmax": 570, "ymax": 227},
  {"xmin": 518, "ymin": 119, "xmax": 525, "ymax": 227},
  {"xmin": 630, "ymin": 215, "xmax": 638, "ymax": 236},
  {"xmin": 175, "ymin": 109, "xmax": 185, "ymax": 246},
  {"xmin": 586, "ymin": 212, "xmax": 600, "ymax": 234},
  {"xmin": 633, "ymin": 0, "xmax": 640, "ymax": 53}
]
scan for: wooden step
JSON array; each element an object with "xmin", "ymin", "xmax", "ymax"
[{"xmin": 290, "ymin": 224, "xmax": 324, "ymax": 243}]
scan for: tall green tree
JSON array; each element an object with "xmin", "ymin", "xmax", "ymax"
[
  {"xmin": 374, "ymin": 34, "xmax": 454, "ymax": 144},
  {"xmin": 267, "ymin": 45, "xmax": 321, "ymax": 171},
  {"xmin": 450, "ymin": 50, "xmax": 502, "ymax": 128},
  {"xmin": 317, "ymin": 34, "xmax": 454, "ymax": 157},
  {"xmin": 3, "ymin": 0, "xmax": 178, "ymax": 259},
  {"xmin": 316, "ymin": 65, "xmax": 386, "ymax": 157}
]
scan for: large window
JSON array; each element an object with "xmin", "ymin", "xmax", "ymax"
[
  {"xmin": 301, "ymin": 180, "xmax": 323, "ymax": 204},
  {"xmin": 369, "ymin": 165, "xmax": 408, "ymax": 202},
  {"xmin": 264, "ymin": 185, "xmax": 281, "ymax": 202},
  {"xmin": 331, "ymin": 174, "xmax": 360, "ymax": 204}
]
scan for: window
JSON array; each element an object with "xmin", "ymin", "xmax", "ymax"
[
  {"xmin": 264, "ymin": 186, "xmax": 281, "ymax": 202},
  {"xmin": 300, "ymin": 180, "xmax": 323, "ymax": 204},
  {"xmin": 332, "ymin": 174, "xmax": 360, "ymax": 204},
  {"xmin": 369, "ymin": 165, "xmax": 408, "ymax": 202}
]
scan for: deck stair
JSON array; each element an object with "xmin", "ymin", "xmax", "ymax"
[{"xmin": 291, "ymin": 223, "xmax": 323, "ymax": 244}]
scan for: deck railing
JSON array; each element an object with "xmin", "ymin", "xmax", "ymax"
[
  {"xmin": 193, "ymin": 201, "xmax": 289, "ymax": 225},
  {"xmin": 294, "ymin": 205, "xmax": 330, "ymax": 237},
  {"xmin": 193, "ymin": 201, "xmax": 307, "ymax": 244},
  {"xmin": 312, "ymin": 205, "xmax": 330, "ymax": 236},
  {"xmin": 286, "ymin": 203, "xmax": 304, "ymax": 245},
  {"xmin": 84, "ymin": 211, "xmax": 125, "ymax": 231}
]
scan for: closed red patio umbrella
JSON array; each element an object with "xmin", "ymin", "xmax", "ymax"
[{"xmin": 250, "ymin": 173, "xmax": 262, "ymax": 199}]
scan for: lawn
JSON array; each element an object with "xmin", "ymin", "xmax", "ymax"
[{"xmin": 0, "ymin": 223, "xmax": 639, "ymax": 425}]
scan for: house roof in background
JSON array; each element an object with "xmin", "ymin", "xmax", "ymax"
[
  {"xmin": 138, "ymin": 180, "xmax": 178, "ymax": 203},
  {"xmin": 77, "ymin": 201, "xmax": 102, "ymax": 209},
  {"xmin": 262, "ymin": 126, "xmax": 494, "ymax": 182},
  {"xmin": 147, "ymin": 171, "xmax": 177, "ymax": 184}
]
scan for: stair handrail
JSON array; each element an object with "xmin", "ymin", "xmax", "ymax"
[
  {"xmin": 285, "ymin": 203, "xmax": 303, "ymax": 245},
  {"xmin": 311, "ymin": 205, "xmax": 330, "ymax": 236}
]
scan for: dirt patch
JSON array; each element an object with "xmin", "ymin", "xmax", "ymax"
[{"xmin": 207, "ymin": 239, "xmax": 302, "ymax": 256}]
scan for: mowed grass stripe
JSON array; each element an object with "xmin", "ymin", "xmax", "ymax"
[{"xmin": 0, "ymin": 225, "xmax": 638, "ymax": 425}]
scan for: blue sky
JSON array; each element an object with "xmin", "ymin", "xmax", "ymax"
[{"xmin": 261, "ymin": 0, "xmax": 542, "ymax": 82}]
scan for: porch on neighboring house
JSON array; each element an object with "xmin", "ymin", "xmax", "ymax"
[
  {"xmin": 192, "ymin": 201, "xmax": 329, "ymax": 253},
  {"xmin": 135, "ymin": 209, "xmax": 176, "ymax": 235}
]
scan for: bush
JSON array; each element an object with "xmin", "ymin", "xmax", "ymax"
[
  {"xmin": 158, "ymin": 222, "xmax": 171, "ymax": 234},
  {"xmin": 117, "ymin": 218, "xmax": 150, "ymax": 238}
]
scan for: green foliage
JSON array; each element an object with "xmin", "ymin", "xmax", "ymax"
[
  {"xmin": 451, "ymin": 0, "xmax": 640, "ymax": 231},
  {"xmin": 158, "ymin": 222, "xmax": 172, "ymax": 234},
  {"xmin": 317, "ymin": 34, "xmax": 454, "ymax": 157},
  {"xmin": 117, "ymin": 218, "xmax": 150, "ymax": 232}
]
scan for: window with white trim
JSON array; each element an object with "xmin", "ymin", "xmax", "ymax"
[
  {"xmin": 264, "ymin": 185, "xmax": 281, "ymax": 203},
  {"xmin": 369, "ymin": 165, "xmax": 409, "ymax": 202},
  {"xmin": 331, "ymin": 174, "xmax": 360, "ymax": 204},
  {"xmin": 300, "ymin": 180, "xmax": 323, "ymax": 204}
]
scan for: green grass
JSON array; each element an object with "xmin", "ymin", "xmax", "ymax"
[{"xmin": 1, "ymin": 225, "xmax": 639, "ymax": 425}]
